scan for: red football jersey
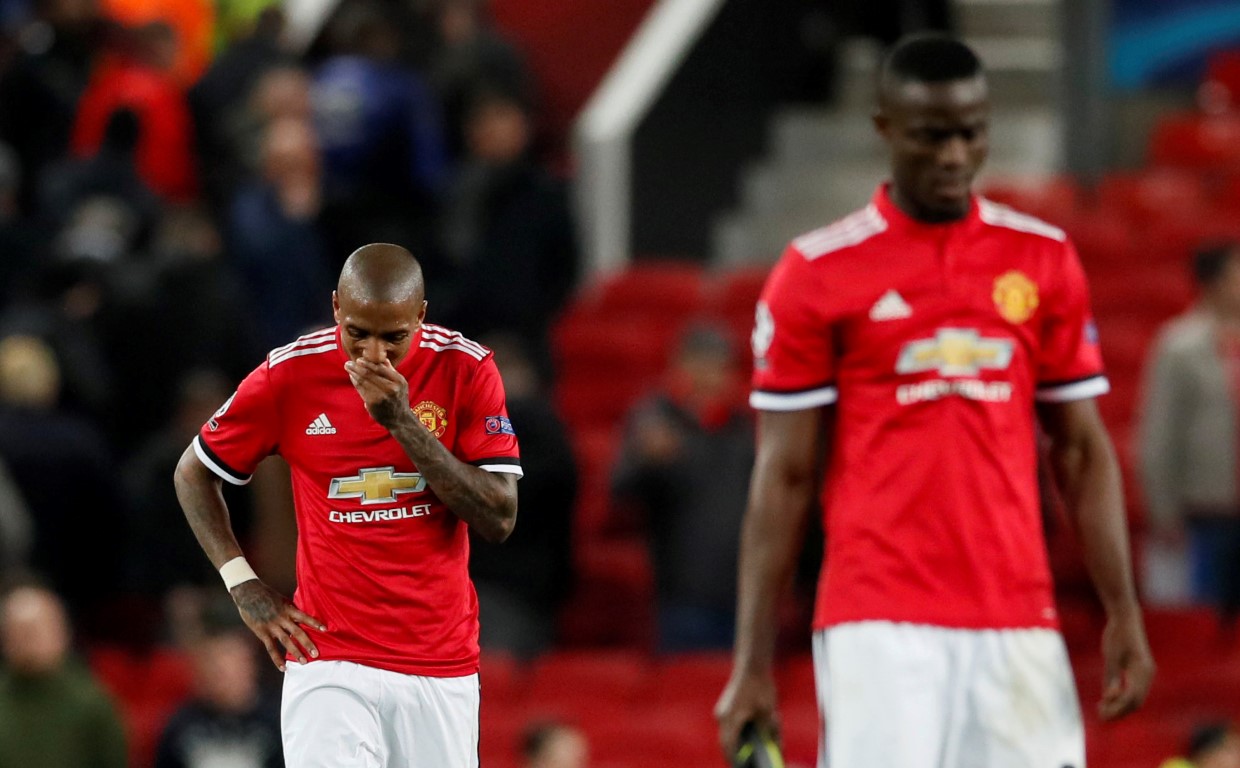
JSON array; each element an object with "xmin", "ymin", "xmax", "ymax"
[
  {"xmin": 752, "ymin": 186, "xmax": 1107, "ymax": 631},
  {"xmin": 195, "ymin": 323, "xmax": 522, "ymax": 676}
]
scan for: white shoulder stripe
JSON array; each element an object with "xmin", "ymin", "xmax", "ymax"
[
  {"xmin": 421, "ymin": 326, "xmax": 487, "ymax": 357},
  {"xmin": 269, "ymin": 328, "xmax": 337, "ymax": 358},
  {"xmin": 419, "ymin": 340, "xmax": 486, "ymax": 361},
  {"xmin": 792, "ymin": 206, "xmax": 874, "ymax": 253},
  {"xmin": 793, "ymin": 204, "xmax": 888, "ymax": 261},
  {"xmin": 270, "ymin": 342, "xmax": 338, "ymax": 367},
  {"xmin": 978, "ymin": 200, "xmax": 1066, "ymax": 242}
]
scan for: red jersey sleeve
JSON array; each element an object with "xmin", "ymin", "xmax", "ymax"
[
  {"xmin": 750, "ymin": 245, "xmax": 838, "ymax": 411},
  {"xmin": 1035, "ymin": 239, "xmax": 1109, "ymax": 402},
  {"xmin": 456, "ymin": 356, "xmax": 522, "ymax": 477},
  {"xmin": 194, "ymin": 362, "xmax": 280, "ymax": 485}
]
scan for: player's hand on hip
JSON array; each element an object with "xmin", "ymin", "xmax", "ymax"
[
  {"xmin": 345, "ymin": 358, "xmax": 410, "ymax": 431},
  {"xmin": 714, "ymin": 669, "xmax": 779, "ymax": 759},
  {"xmin": 1098, "ymin": 608, "xmax": 1155, "ymax": 720},
  {"xmin": 229, "ymin": 580, "xmax": 327, "ymax": 672}
]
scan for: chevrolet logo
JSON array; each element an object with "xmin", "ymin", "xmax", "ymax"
[
  {"xmin": 896, "ymin": 328, "xmax": 1014, "ymax": 377},
  {"xmin": 328, "ymin": 467, "xmax": 426, "ymax": 505}
]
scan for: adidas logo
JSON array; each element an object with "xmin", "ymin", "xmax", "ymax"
[
  {"xmin": 869, "ymin": 290, "xmax": 913, "ymax": 321},
  {"xmin": 306, "ymin": 413, "xmax": 337, "ymax": 435}
]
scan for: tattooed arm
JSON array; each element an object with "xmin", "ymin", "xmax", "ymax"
[{"xmin": 174, "ymin": 446, "xmax": 325, "ymax": 670}]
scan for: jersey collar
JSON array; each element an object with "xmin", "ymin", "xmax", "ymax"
[{"xmin": 872, "ymin": 182, "xmax": 982, "ymax": 234}]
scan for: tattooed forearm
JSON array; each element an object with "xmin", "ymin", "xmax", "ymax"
[{"xmin": 389, "ymin": 414, "xmax": 517, "ymax": 542}]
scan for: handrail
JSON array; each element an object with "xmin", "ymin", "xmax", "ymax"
[{"xmin": 573, "ymin": 0, "xmax": 728, "ymax": 275}]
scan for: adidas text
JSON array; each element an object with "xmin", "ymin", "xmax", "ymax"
[{"xmin": 306, "ymin": 414, "xmax": 337, "ymax": 435}]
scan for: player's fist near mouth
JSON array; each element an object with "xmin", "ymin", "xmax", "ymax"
[{"xmin": 346, "ymin": 359, "xmax": 412, "ymax": 431}]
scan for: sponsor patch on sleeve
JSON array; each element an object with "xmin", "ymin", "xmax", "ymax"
[{"xmin": 484, "ymin": 416, "xmax": 515, "ymax": 436}]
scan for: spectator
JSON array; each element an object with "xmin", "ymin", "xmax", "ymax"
[
  {"xmin": 0, "ymin": 0, "xmax": 102, "ymax": 213},
  {"xmin": 227, "ymin": 117, "xmax": 333, "ymax": 349},
  {"xmin": 430, "ymin": 0, "xmax": 532, "ymax": 158},
  {"xmin": 1160, "ymin": 721, "xmax": 1240, "ymax": 768},
  {"xmin": 0, "ymin": 458, "xmax": 33, "ymax": 578},
  {"xmin": 312, "ymin": 0, "xmax": 447, "ymax": 261},
  {"xmin": 470, "ymin": 333, "xmax": 576, "ymax": 659},
  {"xmin": 611, "ymin": 325, "xmax": 752, "ymax": 652},
  {"xmin": 40, "ymin": 107, "xmax": 162, "ymax": 242},
  {"xmin": 98, "ymin": 0, "xmax": 215, "ymax": 86},
  {"xmin": 189, "ymin": 8, "xmax": 292, "ymax": 213},
  {"xmin": 522, "ymin": 721, "xmax": 588, "ymax": 768},
  {"xmin": 0, "ymin": 583, "xmax": 128, "ymax": 768},
  {"xmin": 71, "ymin": 21, "xmax": 197, "ymax": 201},
  {"xmin": 154, "ymin": 607, "xmax": 283, "ymax": 768},
  {"xmin": 439, "ymin": 88, "xmax": 577, "ymax": 355},
  {"xmin": 121, "ymin": 207, "xmax": 258, "ymax": 433},
  {"xmin": 0, "ymin": 142, "xmax": 46, "ymax": 303},
  {"xmin": 125, "ymin": 370, "xmax": 252, "ymax": 596},
  {"xmin": 0, "ymin": 245, "xmax": 118, "ymax": 426},
  {"xmin": 1138, "ymin": 241, "xmax": 1240, "ymax": 619},
  {"xmin": 0, "ymin": 335, "xmax": 126, "ymax": 627}
]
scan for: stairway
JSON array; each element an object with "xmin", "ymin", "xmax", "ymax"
[{"xmin": 712, "ymin": 0, "xmax": 1064, "ymax": 265}]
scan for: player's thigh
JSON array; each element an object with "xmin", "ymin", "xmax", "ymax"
[
  {"xmin": 814, "ymin": 622, "xmax": 954, "ymax": 768},
  {"xmin": 962, "ymin": 630, "xmax": 1084, "ymax": 768},
  {"xmin": 383, "ymin": 672, "xmax": 480, "ymax": 768},
  {"xmin": 282, "ymin": 661, "xmax": 385, "ymax": 768}
]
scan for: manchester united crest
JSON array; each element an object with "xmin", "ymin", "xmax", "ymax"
[
  {"xmin": 992, "ymin": 270, "xmax": 1039, "ymax": 324},
  {"xmin": 412, "ymin": 400, "xmax": 448, "ymax": 438}
]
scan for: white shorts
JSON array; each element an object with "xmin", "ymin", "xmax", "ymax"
[
  {"xmin": 813, "ymin": 622, "xmax": 1084, "ymax": 768},
  {"xmin": 282, "ymin": 660, "xmax": 479, "ymax": 768}
]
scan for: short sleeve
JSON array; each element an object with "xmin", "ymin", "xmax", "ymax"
[
  {"xmin": 1035, "ymin": 240, "xmax": 1109, "ymax": 402},
  {"xmin": 194, "ymin": 362, "xmax": 280, "ymax": 485},
  {"xmin": 750, "ymin": 246, "xmax": 838, "ymax": 411},
  {"xmin": 456, "ymin": 356, "xmax": 522, "ymax": 477}
]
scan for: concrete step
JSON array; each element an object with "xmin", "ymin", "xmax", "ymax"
[
  {"xmin": 714, "ymin": 202, "xmax": 874, "ymax": 266},
  {"xmin": 956, "ymin": 0, "xmax": 1059, "ymax": 39},
  {"xmin": 769, "ymin": 110, "xmax": 885, "ymax": 166},
  {"xmin": 739, "ymin": 159, "xmax": 885, "ymax": 215}
]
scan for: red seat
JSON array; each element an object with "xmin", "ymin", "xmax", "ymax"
[
  {"xmin": 526, "ymin": 650, "xmax": 653, "ymax": 706},
  {"xmin": 589, "ymin": 262, "xmax": 707, "ymax": 318},
  {"xmin": 1067, "ymin": 214, "xmax": 1138, "ymax": 270},
  {"xmin": 89, "ymin": 646, "xmax": 194, "ymax": 768},
  {"xmin": 555, "ymin": 374, "xmax": 652, "ymax": 432},
  {"xmin": 553, "ymin": 316, "xmax": 675, "ymax": 377},
  {"xmin": 1206, "ymin": 49, "xmax": 1240, "ymax": 108},
  {"xmin": 979, "ymin": 176, "xmax": 1081, "ymax": 227},
  {"xmin": 1096, "ymin": 169, "xmax": 1212, "ymax": 225},
  {"xmin": 1148, "ymin": 112, "xmax": 1240, "ymax": 170}
]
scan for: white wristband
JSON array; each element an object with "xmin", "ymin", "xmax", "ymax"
[{"xmin": 219, "ymin": 556, "xmax": 259, "ymax": 590}]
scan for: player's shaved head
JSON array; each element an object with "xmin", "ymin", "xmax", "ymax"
[
  {"xmin": 333, "ymin": 244, "xmax": 429, "ymax": 364},
  {"xmin": 337, "ymin": 243, "xmax": 425, "ymax": 306}
]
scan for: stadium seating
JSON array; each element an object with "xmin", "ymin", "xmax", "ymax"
[
  {"xmin": 1206, "ymin": 50, "xmax": 1240, "ymax": 110},
  {"xmin": 1148, "ymin": 112, "xmax": 1240, "ymax": 170},
  {"xmin": 88, "ymin": 646, "xmax": 194, "ymax": 768}
]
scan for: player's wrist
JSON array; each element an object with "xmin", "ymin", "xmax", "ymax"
[
  {"xmin": 1100, "ymin": 594, "xmax": 1142, "ymax": 621},
  {"xmin": 219, "ymin": 556, "xmax": 259, "ymax": 590}
]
